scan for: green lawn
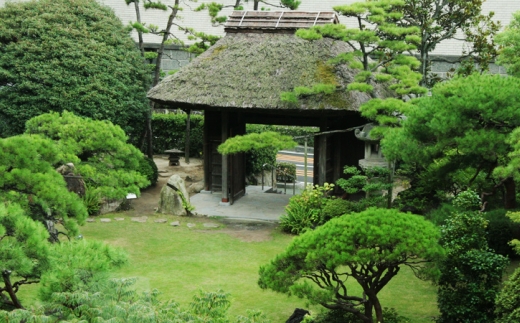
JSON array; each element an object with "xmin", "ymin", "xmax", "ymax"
[{"xmin": 72, "ymin": 213, "xmax": 440, "ymax": 322}]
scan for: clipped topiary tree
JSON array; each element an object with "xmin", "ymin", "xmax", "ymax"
[
  {"xmin": 0, "ymin": 0, "xmax": 149, "ymax": 140},
  {"xmin": 259, "ymin": 207, "xmax": 444, "ymax": 323}
]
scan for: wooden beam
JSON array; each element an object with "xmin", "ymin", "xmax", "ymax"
[{"xmin": 221, "ymin": 111, "xmax": 229, "ymax": 204}]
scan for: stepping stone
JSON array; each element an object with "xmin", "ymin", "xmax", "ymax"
[
  {"xmin": 187, "ymin": 223, "xmax": 196, "ymax": 228},
  {"xmin": 170, "ymin": 221, "xmax": 180, "ymax": 226},
  {"xmin": 86, "ymin": 218, "xmax": 95, "ymax": 223},
  {"xmin": 131, "ymin": 216, "xmax": 148, "ymax": 223},
  {"xmin": 203, "ymin": 223, "xmax": 219, "ymax": 228},
  {"xmin": 114, "ymin": 217, "xmax": 125, "ymax": 221},
  {"xmin": 158, "ymin": 173, "xmax": 172, "ymax": 178},
  {"xmin": 100, "ymin": 218, "xmax": 111, "ymax": 223},
  {"xmin": 154, "ymin": 219, "xmax": 167, "ymax": 223}
]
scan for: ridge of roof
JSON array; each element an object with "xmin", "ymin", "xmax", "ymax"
[{"xmin": 224, "ymin": 10, "xmax": 339, "ymax": 32}]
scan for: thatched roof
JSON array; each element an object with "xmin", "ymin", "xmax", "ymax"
[
  {"xmin": 147, "ymin": 31, "xmax": 381, "ymax": 112},
  {"xmin": 224, "ymin": 11, "xmax": 339, "ymax": 32}
]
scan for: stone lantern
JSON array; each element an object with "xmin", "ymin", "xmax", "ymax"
[{"xmin": 354, "ymin": 123, "xmax": 388, "ymax": 169}]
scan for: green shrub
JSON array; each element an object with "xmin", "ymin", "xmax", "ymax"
[
  {"xmin": 137, "ymin": 156, "xmax": 159, "ymax": 188},
  {"xmin": 82, "ymin": 186, "xmax": 101, "ymax": 216},
  {"xmin": 246, "ymin": 147, "xmax": 277, "ymax": 177},
  {"xmin": 484, "ymin": 208, "xmax": 520, "ymax": 258},
  {"xmin": 279, "ymin": 183, "xmax": 334, "ymax": 234},
  {"xmin": 276, "ymin": 162, "xmax": 296, "ymax": 183},
  {"xmin": 424, "ymin": 203, "xmax": 457, "ymax": 226},
  {"xmin": 152, "ymin": 112, "xmax": 204, "ymax": 157},
  {"xmin": 321, "ymin": 198, "xmax": 362, "ymax": 221},
  {"xmin": 0, "ymin": 0, "xmax": 149, "ymax": 140}
]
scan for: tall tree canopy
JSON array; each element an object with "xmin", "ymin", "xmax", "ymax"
[
  {"xmin": 383, "ymin": 73, "xmax": 520, "ymax": 209},
  {"xmin": 496, "ymin": 11, "xmax": 520, "ymax": 77},
  {"xmin": 0, "ymin": 0, "xmax": 150, "ymax": 139},
  {"xmin": 258, "ymin": 207, "xmax": 443, "ymax": 323}
]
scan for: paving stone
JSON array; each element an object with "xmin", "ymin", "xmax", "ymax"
[
  {"xmin": 187, "ymin": 223, "xmax": 196, "ymax": 228},
  {"xmin": 155, "ymin": 219, "xmax": 167, "ymax": 223},
  {"xmin": 114, "ymin": 217, "xmax": 125, "ymax": 221},
  {"xmin": 170, "ymin": 221, "xmax": 180, "ymax": 226},
  {"xmin": 100, "ymin": 218, "xmax": 111, "ymax": 223},
  {"xmin": 203, "ymin": 223, "xmax": 219, "ymax": 228}
]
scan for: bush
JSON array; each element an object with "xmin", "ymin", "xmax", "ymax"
[
  {"xmin": 138, "ymin": 156, "xmax": 159, "ymax": 188},
  {"xmin": 484, "ymin": 208, "xmax": 520, "ymax": 258},
  {"xmin": 279, "ymin": 183, "xmax": 334, "ymax": 234},
  {"xmin": 0, "ymin": 0, "xmax": 149, "ymax": 140},
  {"xmin": 424, "ymin": 203, "xmax": 457, "ymax": 226},
  {"xmin": 321, "ymin": 198, "xmax": 363, "ymax": 221},
  {"xmin": 82, "ymin": 186, "xmax": 101, "ymax": 216},
  {"xmin": 152, "ymin": 112, "xmax": 204, "ymax": 157},
  {"xmin": 276, "ymin": 162, "xmax": 296, "ymax": 183},
  {"xmin": 246, "ymin": 147, "xmax": 277, "ymax": 177}
]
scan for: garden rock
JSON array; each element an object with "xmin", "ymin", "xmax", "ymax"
[
  {"xmin": 170, "ymin": 221, "xmax": 180, "ymax": 226},
  {"xmin": 131, "ymin": 216, "xmax": 148, "ymax": 223},
  {"xmin": 99, "ymin": 199, "xmax": 125, "ymax": 215},
  {"xmin": 285, "ymin": 308, "xmax": 310, "ymax": 323},
  {"xmin": 187, "ymin": 223, "xmax": 196, "ymax": 228},
  {"xmin": 187, "ymin": 181, "xmax": 205, "ymax": 195},
  {"xmin": 155, "ymin": 218, "xmax": 167, "ymax": 223},
  {"xmin": 100, "ymin": 218, "xmax": 111, "ymax": 223},
  {"xmin": 115, "ymin": 217, "xmax": 125, "ymax": 221},
  {"xmin": 86, "ymin": 218, "xmax": 95, "ymax": 223},
  {"xmin": 158, "ymin": 175, "xmax": 190, "ymax": 216}
]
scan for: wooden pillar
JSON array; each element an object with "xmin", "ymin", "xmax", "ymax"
[
  {"xmin": 318, "ymin": 117, "xmax": 328, "ymax": 186},
  {"xmin": 221, "ymin": 110, "xmax": 229, "ymax": 204},
  {"xmin": 184, "ymin": 109, "xmax": 191, "ymax": 164},
  {"xmin": 203, "ymin": 111, "xmax": 211, "ymax": 191}
]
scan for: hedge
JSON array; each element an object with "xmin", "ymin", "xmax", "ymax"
[{"xmin": 152, "ymin": 112, "xmax": 204, "ymax": 157}]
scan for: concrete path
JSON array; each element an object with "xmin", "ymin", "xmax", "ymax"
[{"xmin": 190, "ymin": 185, "xmax": 291, "ymax": 222}]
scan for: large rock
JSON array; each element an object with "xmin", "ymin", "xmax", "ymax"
[{"xmin": 158, "ymin": 175, "xmax": 191, "ymax": 216}]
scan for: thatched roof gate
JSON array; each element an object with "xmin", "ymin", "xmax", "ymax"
[{"xmin": 148, "ymin": 11, "xmax": 375, "ymax": 204}]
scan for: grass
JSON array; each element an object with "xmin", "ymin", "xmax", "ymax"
[{"xmin": 71, "ymin": 212, "xmax": 440, "ymax": 322}]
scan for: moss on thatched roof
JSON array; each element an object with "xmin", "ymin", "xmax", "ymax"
[{"xmin": 147, "ymin": 32, "xmax": 378, "ymax": 111}]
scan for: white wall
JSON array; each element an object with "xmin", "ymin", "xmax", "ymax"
[{"xmin": 2, "ymin": 0, "xmax": 520, "ymax": 56}]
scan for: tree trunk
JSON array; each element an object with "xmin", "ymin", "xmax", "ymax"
[
  {"xmin": 2, "ymin": 270, "xmax": 24, "ymax": 309},
  {"xmin": 146, "ymin": 101, "xmax": 154, "ymax": 158},
  {"xmin": 133, "ymin": 0, "xmax": 145, "ymax": 58},
  {"xmin": 504, "ymin": 177, "xmax": 516, "ymax": 209}
]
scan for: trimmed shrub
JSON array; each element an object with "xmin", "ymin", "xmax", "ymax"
[
  {"xmin": 321, "ymin": 198, "xmax": 363, "ymax": 221},
  {"xmin": 152, "ymin": 112, "xmax": 204, "ymax": 157},
  {"xmin": 279, "ymin": 183, "xmax": 334, "ymax": 234},
  {"xmin": 0, "ymin": 0, "xmax": 149, "ymax": 140},
  {"xmin": 138, "ymin": 156, "xmax": 159, "ymax": 188},
  {"xmin": 246, "ymin": 147, "xmax": 277, "ymax": 177}
]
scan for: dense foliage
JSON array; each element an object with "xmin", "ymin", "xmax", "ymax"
[
  {"xmin": 0, "ymin": 134, "xmax": 87, "ymax": 240},
  {"xmin": 152, "ymin": 112, "xmax": 205, "ymax": 157},
  {"xmin": 260, "ymin": 208, "xmax": 443, "ymax": 323},
  {"xmin": 0, "ymin": 0, "xmax": 149, "ymax": 140},
  {"xmin": 496, "ymin": 11, "xmax": 520, "ymax": 77},
  {"xmin": 383, "ymin": 73, "xmax": 520, "ymax": 211},
  {"xmin": 26, "ymin": 111, "xmax": 149, "ymax": 201},
  {"xmin": 279, "ymin": 183, "xmax": 335, "ymax": 234},
  {"xmin": 2, "ymin": 278, "xmax": 270, "ymax": 322},
  {"xmin": 437, "ymin": 207, "xmax": 509, "ymax": 323},
  {"xmin": 0, "ymin": 203, "xmax": 50, "ymax": 309}
]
